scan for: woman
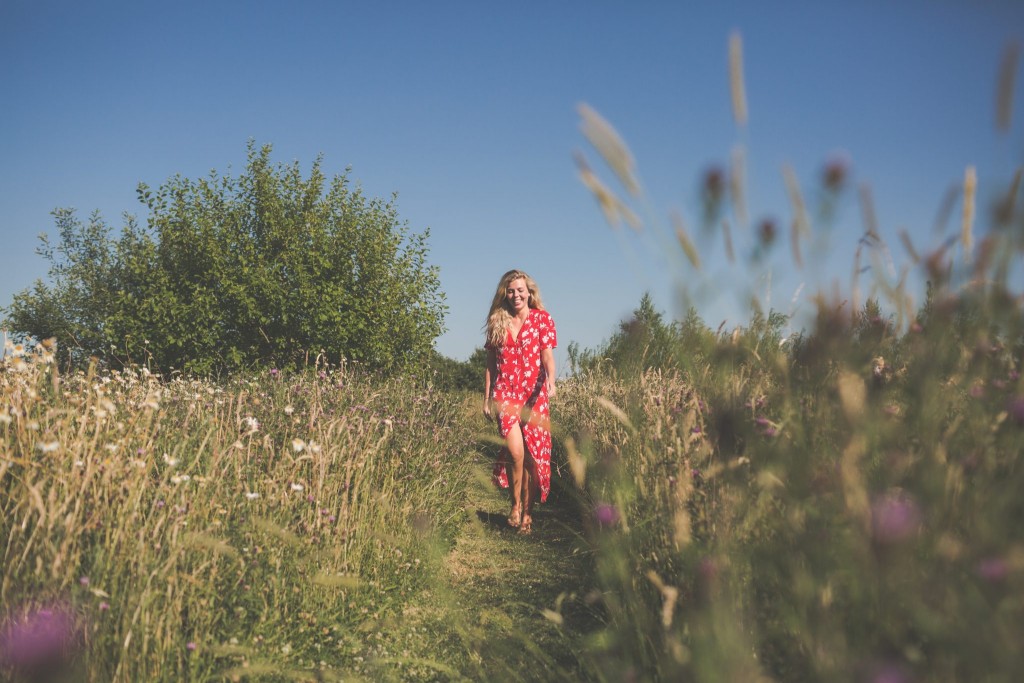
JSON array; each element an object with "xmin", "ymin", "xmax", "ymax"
[{"xmin": 483, "ymin": 269, "xmax": 557, "ymax": 534}]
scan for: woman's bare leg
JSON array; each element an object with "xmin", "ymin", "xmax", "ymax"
[
  {"xmin": 504, "ymin": 423, "xmax": 525, "ymax": 526},
  {"xmin": 520, "ymin": 449, "xmax": 538, "ymax": 532}
]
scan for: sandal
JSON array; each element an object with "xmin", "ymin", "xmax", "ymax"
[{"xmin": 507, "ymin": 506, "xmax": 522, "ymax": 528}]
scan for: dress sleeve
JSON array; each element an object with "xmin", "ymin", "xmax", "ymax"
[{"xmin": 538, "ymin": 311, "xmax": 557, "ymax": 350}]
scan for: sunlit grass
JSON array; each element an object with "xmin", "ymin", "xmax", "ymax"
[{"xmin": 0, "ymin": 348, "xmax": 472, "ymax": 681}]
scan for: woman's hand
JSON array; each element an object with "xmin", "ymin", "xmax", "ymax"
[
  {"xmin": 545, "ymin": 376, "xmax": 557, "ymax": 399},
  {"xmin": 483, "ymin": 396, "xmax": 492, "ymax": 420}
]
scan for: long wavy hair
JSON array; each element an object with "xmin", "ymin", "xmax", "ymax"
[{"xmin": 485, "ymin": 269, "xmax": 545, "ymax": 348}]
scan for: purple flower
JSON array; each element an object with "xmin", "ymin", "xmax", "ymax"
[
  {"xmin": 186, "ymin": 641, "xmax": 197, "ymax": 652},
  {"xmin": 98, "ymin": 602, "xmax": 110, "ymax": 612},
  {"xmin": 691, "ymin": 426, "xmax": 702, "ymax": 434},
  {"xmin": 78, "ymin": 576, "xmax": 89, "ymax": 587},
  {"xmin": 593, "ymin": 503, "xmax": 619, "ymax": 528},
  {"xmin": 871, "ymin": 490, "xmax": 921, "ymax": 543},
  {"xmin": 969, "ymin": 385, "xmax": 984, "ymax": 399},
  {"xmin": 754, "ymin": 416, "xmax": 771, "ymax": 427},
  {"xmin": 865, "ymin": 661, "xmax": 912, "ymax": 683},
  {"xmin": 1007, "ymin": 396, "xmax": 1024, "ymax": 425},
  {"xmin": 0, "ymin": 604, "xmax": 80, "ymax": 675},
  {"xmin": 269, "ymin": 368, "xmax": 279, "ymax": 377},
  {"xmin": 975, "ymin": 557, "xmax": 1009, "ymax": 582}
]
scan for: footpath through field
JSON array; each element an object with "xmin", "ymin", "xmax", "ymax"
[{"xmin": 363, "ymin": 451, "xmax": 601, "ymax": 682}]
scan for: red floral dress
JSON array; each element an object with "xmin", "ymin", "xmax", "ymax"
[{"xmin": 488, "ymin": 309, "xmax": 557, "ymax": 502}]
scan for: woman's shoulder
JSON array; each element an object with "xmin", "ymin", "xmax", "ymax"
[{"xmin": 531, "ymin": 308, "xmax": 554, "ymax": 323}]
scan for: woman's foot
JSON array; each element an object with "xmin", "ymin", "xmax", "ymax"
[
  {"xmin": 518, "ymin": 513, "xmax": 533, "ymax": 535},
  {"xmin": 507, "ymin": 505, "xmax": 522, "ymax": 528}
]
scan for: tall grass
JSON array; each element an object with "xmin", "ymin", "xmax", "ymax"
[
  {"xmin": 557, "ymin": 33, "xmax": 1024, "ymax": 682},
  {"xmin": 1, "ymin": 347, "xmax": 471, "ymax": 681}
]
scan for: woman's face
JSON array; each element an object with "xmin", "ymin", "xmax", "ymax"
[{"xmin": 505, "ymin": 278, "xmax": 530, "ymax": 314}]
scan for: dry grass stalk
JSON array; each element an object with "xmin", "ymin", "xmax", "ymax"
[
  {"xmin": 996, "ymin": 41, "xmax": 1019, "ymax": 132},
  {"xmin": 578, "ymin": 103, "xmax": 641, "ymax": 197},
  {"xmin": 729, "ymin": 32, "xmax": 748, "ymax": 127},
  {"xmin": 671, "ymin": 212, "xmax": 701, "ymax": 269},
  {"xmin": 575, "ymin": 152, "xmax": 642, "ymax": 232},
  {"xmin": 962, "ymin": 165, "xmax": 977, "ymax": 265}
]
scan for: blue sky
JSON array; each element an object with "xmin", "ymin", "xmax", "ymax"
[{"xmin": 2, "ymin": 1, "xmax": 1022, "ymax": 373}]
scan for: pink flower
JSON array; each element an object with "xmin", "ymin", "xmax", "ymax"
[
  {"xmin": 593, "ymin": 503, "xmax": 619, "ymax": 528},
  {"xmin": 975, "ymin": 557, "xmax": 1009, "ymax": 582},
  {"xmin": 871, "ymin": 490, "xmax": 921, "ymax": 543}
]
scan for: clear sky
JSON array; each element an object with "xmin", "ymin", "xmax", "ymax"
[{"xmin": 2, "ymin": 1, "xmax": 1023, "ymax": 373}]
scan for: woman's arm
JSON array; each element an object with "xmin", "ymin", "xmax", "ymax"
[
  {"xmin": 541, "ymin": 347, "xmax": 556, "ymax": 398},
  {"xmin": 483, "ymin": 347, "xmax": 496, "ymax": 418}
]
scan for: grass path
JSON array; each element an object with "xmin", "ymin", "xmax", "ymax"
[{"xmin": 363, "ymin": 449, "xmax": 602, "ymax": 682}]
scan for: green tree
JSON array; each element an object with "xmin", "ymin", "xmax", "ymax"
[{"xmin": 4, "ymin": 142, "xmax": 446, "ymax": 374}]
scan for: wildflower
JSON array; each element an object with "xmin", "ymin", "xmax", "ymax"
[
  {"xmin": 9, "ymin": 342, "xmax": 26, "ymax": 357},
  {"xmin": 593, "ymin": 503, "xmax": 619, "ymax": 528},
  {"xmin": 270, "ymin": 368, "xmax": 279, "ymax": 377},
  {"xmin": 162, "ymin": 453, "xmax": 180, "ymax": 467},
  {"xmin": 871, "ymin": 490, "xmax": 921, "ymax": 543},
  {"xmin": 243, "ymin": 416, "xmax": 260, "ymax": 433},
  {"xmin": 0, "ymin": 413, "xmax": 10, "ymax": 426},
  {"xmin": 1007, "ymin": 396, "xmax": 1024, "ymax": 425},
  {"xmin": 308, "ymin": 441, "xmax": 322, "ymax": 454},
  {"xmin": 245, "ymin": 492, "xmax": 260, "ymax": 500},
  {"xmin": 975, "ymin": 557, "xmax": 1009, "ymax": 582},
  {"xmin": 291, "ymin": 438, "xmax": 306, "ymax": 453},
  {"xmin": 79, "ymin": 577, "xmax": 89, "ymax": 587},
  {"xmin": 186, "ymin": 641, "xmax": 197, "ymax": 652},
  {"xmin": 0, "ymin": 604, "xmax": 79, "ymax": 676},
  {"xmin": 822, "ymin": 153, "xmax": 850, "ymax": 191},
  {"xmin": 291, "ymin": 483, "xmax": 305, "ymax": 492},
  {"xmin": 757, "ymin": 218, "xmax": 777, "ymax": 246},
  {"xmin": 98, "ymin": 602, "xmax": 110, "ymax": 612},
  {"xmin": 36, "ymin": 439, "xmax": 60, "ymax": 454},
  {"xmin": 170, "ymin": 474, "xmax": 191, "ymax": 485},
  {"xmin": 284, "ymin": 405, "xmax": 295, "ymax": 416}
]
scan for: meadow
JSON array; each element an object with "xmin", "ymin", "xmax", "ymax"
[{"xmin": 4, "ymin": 32, "xmax": 1024, "ymax": 683}]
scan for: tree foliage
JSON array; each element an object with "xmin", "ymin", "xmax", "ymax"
[{"xmin": 4, "ymin": 142, "xmax": 446, "ymax": 374}]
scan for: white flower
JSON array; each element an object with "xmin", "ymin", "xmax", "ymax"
[
  {"xmin": 36, "ymin": 440, "xmax": 60, "ymax": 453},
  {"xmin": 243, "ymin": 416, "xmax": 260, "ymax": 433},
  {"xmin": 245, "ymin": 492, "xmax": 260, "ymax": 500},
  {"xmin": 170, "ymin": 474, "xmax": 191, "ymax": 485},
  {"xmin": 284, "ymin": 405, "xmax": 295, "ymax": 416},
  {"xmin": 291, "ymin": 438, "xmax": 306, "ymax": 453},
  {"xmin": 290, "ymin": 482, "xmax": 305, "ymax": 492},
  {"xmin": 307, "ymin": 441, "xmax": 322, "ymax": 454},
  {"xmin": 162, "ymin": 453, "xmax": 179, "ymax": 467},
  {"xmin": 0, "ymin": 414, "xmax": 11, "ymax": 426},
  {"xmin": 75, "ymin": 460, "xmax": 85, "ymax": 468}
]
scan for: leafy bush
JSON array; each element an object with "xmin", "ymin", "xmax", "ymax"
[{"xmin": 3, "ymin": 141, "xmax": 446, "ymax": 375}]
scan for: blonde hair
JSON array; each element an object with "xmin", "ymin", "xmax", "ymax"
[{"xmin": 485, "ymin": 269, "xmax": 545, "ymax": 348}]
